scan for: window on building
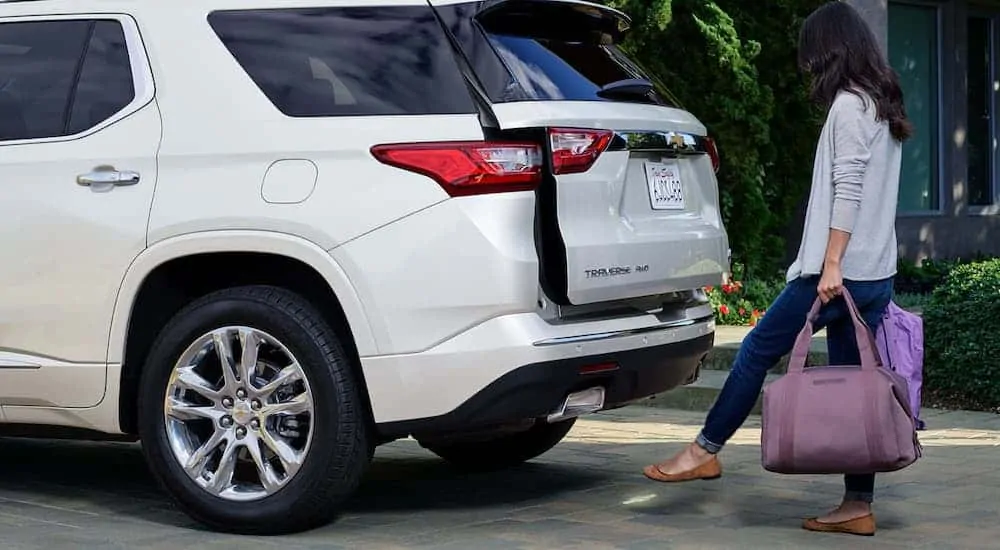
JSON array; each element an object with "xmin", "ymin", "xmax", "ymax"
[
  {"xmin": 967, "ymin": 15, "xmax": 995, "ymax": 207},
  {"xmin": 888, "ymin": 2, "xmax": 941, "ymax": 212}
]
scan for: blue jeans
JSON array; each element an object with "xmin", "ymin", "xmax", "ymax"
[{"xmin": 696, "ymin": 276, "xmax": 893, "ymax": 503}]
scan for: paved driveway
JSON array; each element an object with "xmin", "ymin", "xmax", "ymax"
[{"xmin": 0, "ymin": 407, "xmax": 996, "ymax": 549}]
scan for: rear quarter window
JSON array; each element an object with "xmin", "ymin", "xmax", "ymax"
[{"xmin": 207, "ymin": 7, "xmax": 476, "ymax": 117}]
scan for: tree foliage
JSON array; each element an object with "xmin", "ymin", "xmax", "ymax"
[{"xmin": 608, "ymin": 0, "xmax": 826, "ymax": 277}]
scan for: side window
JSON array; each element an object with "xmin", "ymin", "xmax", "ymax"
[
  {"xmin": 0, "ymin": 21, "xmax": 90, "ymax": 141},
  {"xmin": 207, "ymin": 6, "xmax": 476, "ymax": 117},
  {"xmin": 67, "ymin": 21, "xmax": 135, "ymax": 135},
  {"xmin": 0, "ymin": 19, "xmax": 135, "ymax": 142}
]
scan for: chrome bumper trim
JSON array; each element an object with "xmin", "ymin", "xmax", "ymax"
[{"xmin": 532, "ymin": 315, "xmax": 715, "ymax": 347}]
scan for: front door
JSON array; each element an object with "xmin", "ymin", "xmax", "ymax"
[{"xmin": 0, "ymin": 15, "xmax": 159, "ymax": 408}]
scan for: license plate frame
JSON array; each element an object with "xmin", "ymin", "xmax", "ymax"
[{"xmin": 644, "ymin": 161, "xmax": 685, "ymax": 211}]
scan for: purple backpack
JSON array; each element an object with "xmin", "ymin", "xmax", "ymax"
[{"xmin": 875, "ymin": 301, "xmax": 925, "ymax": 430}]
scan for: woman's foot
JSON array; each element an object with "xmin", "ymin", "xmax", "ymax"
[
  {"xmin": 803, "ymin": 501, "xmax": 875, "ymax": 536},
  {"xmin": 643, "ymin": 442, "xmax": 721, "ymax": 483}
]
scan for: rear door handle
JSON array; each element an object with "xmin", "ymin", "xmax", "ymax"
[{"xmin": 77, "ymin": 165, "xmax": 141, "ymax": 189}]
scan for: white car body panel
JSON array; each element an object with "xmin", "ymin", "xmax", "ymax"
[{"xmin": 0, "ymin": 0, "xmax": 725, "ymax": 437}]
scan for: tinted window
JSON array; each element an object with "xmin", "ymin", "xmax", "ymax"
[
  {"xmin": 434, "ymin": 2, "xmax": 527, "ymax": 103},
  {"xmin": 437, "ymin": 1, "xmax": 678, "ymax": 107},
  {"xmin": 0, "ymin": 21, "xmax": 90, "ymax": 141},
  {"xmin": 68, "ymin": 21, "xmax": 136, "ymax": 135},
  {"xmin": 486, "ymin": 35, "xmax": 676, "ymax": 107},
  {"xmin": 207, "ymin": 7, "xmax": 476, "ymax": 117},
  {"xmin": 0, "ymin": 20, "xmax": 136, "ymax": 142}
]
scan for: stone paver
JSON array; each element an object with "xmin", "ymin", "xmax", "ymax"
[{"xmin": 0, "ymin": 407, "xmax": 996, "ymax": 549}]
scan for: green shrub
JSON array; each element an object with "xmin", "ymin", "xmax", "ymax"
[
  {"xmin": 923, "ymin": 259, "xmax": 1000, "ymax": 411},
  {"xmin": 895, "ymin": 254, "xmax": 996, "ymax": 294}
]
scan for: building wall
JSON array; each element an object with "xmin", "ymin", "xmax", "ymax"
[{"xmin": 849, "ymin": 0, "xmax": 1000, "ymax": 262}]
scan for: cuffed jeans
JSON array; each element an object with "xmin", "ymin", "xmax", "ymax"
[{"xmin": 695, "ymin": 276, "xmax": 893, "ymax": 503}]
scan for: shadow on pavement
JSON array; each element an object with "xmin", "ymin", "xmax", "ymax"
[
  {"xmin": 349, "ymin": 443, "xmax": 610, "ymax": 514},
  {"xmin": 0, "ymin": 436, "xmax": 612, "ymax": 530}
]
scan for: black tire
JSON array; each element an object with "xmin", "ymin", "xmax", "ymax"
[
  {"xmin": 137, "ymin": 285, "xmax": 370, "ymax": 535},
  {"xmin": 420, "ymin": 418, "xmax": 577, "ymax": 472}
]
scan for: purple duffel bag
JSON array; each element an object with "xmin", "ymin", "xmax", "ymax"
[{"xmin": 761, "ymin": 290, "xmax": 922, "ymax": 475}]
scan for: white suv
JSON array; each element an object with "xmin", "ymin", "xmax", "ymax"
[{"xmin": 0, "ymin": 0, "xmax": 729, "ymax": 535}]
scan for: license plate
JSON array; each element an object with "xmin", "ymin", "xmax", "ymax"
[{"xmin": 645, "ymin": 161, "xmax": 685, "ymax": 211}]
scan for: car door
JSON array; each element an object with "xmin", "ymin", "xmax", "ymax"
[{"xmin": 0, "ymin": 15, "xmax": 158, "ymax": 409}]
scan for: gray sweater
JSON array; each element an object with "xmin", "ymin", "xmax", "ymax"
[{"xmin": 786, "ymin": 90, "xmax": 902, "ymax": 282}]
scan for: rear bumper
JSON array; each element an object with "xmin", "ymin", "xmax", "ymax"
[{"xmin": 369, "ymin": 312, "xmax": 714, "ymax": 440}]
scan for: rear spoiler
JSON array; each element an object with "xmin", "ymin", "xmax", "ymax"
[{"xmin": 476, "ymin": 0, "xmax": 631, "ymax": 42}]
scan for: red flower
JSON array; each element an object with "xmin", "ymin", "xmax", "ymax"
[
  {"xmin": 739, "ymin": 308, "xmax": 746, "ymax": 316},
  {"xmin": 719, "ymin": 304, "xmax": 730, "ymax": 315},
  {"xmin": 752, "ymin": 309, "xmax": 761, "ymax": 317},
  {"xmin": 705, "ymin": 286, "xmax": 715, "ymax": 293},
  {"xmin": 722, "ymin": 284, "xmax": 734, "ymax": 294}
]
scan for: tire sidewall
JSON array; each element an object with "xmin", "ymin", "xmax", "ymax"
[{"xmin": 137, "ymin": 288, "xmax": 364, "ymax": 530}]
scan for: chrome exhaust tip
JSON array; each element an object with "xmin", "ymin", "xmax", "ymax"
[{"xmin": 547, "ymin": 386, "xmax": 606, "ymax": 423}]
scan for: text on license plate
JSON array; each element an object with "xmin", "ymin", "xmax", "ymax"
[{"xmin": 645, "ymin": 161, "xmax": 685, "ymax": 211}]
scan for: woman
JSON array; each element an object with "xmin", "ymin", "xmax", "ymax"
[{"xmin": 642, "ymin": 2, "xmax": 912, "ymax": 537}]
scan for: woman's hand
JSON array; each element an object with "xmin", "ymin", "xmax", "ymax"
[{"xmin": 818, "ymin": 262, "xmax": 844, "ymax": 304}]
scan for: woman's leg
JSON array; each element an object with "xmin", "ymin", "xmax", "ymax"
[
  {"xmin": 819, "ymin": 313, "xmax": 876, "ymax": 522},
  {"xmin": 809, "ymin": 279, "xmax": 891, "ymax": 524},
  {"xmin": 645, "ymin": 278, "xmax": 824, "ymax": 478},
  {"xmin": 699, "ymin": 280, "xmax": 820, "ymax": 450}
]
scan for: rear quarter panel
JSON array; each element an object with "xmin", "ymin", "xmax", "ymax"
[{"xmin": 139, "ymin": 3, "xmax": 486, "ymax": 250}]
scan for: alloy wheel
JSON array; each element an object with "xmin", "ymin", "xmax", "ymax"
[{"xmin": 162, "ymin": 326, "xmax": 315, "ymax": 501}]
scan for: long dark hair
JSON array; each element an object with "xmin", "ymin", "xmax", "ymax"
[{"xmin": 798, "ymin": 2, "xmax": 913, "ymax": 142}]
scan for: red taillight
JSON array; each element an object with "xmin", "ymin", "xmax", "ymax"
[
  {"xmin": 549, "ymin": 128, "xmax": 614, "ymax": 175},
  {"xmin": 370, "ymin": 141, "xmax": 543, "ymax": 197},
  {"xmin": 705, "ymin": 136, "xmax": 721, "ymax": 173}
]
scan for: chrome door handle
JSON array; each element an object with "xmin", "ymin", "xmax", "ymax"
[{"xmin": 77, "ymin": 165, "xmax": 141, "ymax": 188}]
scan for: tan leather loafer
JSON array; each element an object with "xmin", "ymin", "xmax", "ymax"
[
  {"xmin": 642, "ymin": 456, "xmax": 722, "ymax": 483},
  {"xmin": 802, "ymin": 514, "xmax": 876, "ymax": 536}
]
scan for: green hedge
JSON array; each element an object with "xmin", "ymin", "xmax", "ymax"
[
  {"xmin": 895, "ymin": 254, "xmax": 995, "ymax": 294},
  {"xmin": 923, "ymin": 259, "xmax": 1000, "ymax": 411}
]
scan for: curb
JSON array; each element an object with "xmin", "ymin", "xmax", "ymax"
[
  {"xmin": 701, "ymin": 344, "xmax": 830, "ymax": 374},
  {"xmin": 637, "ymin": 333, "xmax": 830, "ymax": 413},
  {"xmin": 634, "ymin": 371, "xmax": 780, "ymax": 415}
]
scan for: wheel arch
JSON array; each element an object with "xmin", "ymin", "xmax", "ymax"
[{"xmin": 110, "ymin": 230, "xmax": 378, "ymax": 434}]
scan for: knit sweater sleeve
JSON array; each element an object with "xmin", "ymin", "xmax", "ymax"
[{"xmin": 829, "ymin": 93, "xmax": 874, "ymax": 234}]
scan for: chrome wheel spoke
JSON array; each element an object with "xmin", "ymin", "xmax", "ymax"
[
  {"xmin": 260, "ymin": 428, "xmax": 304, "ymax": 477},
  {"xmin": 257, "ymin": 364, "xmax": 303, "ymax": 398},
  {"xmin": 185, "ymin": 429, "xmax": 226, "ymax": 477},
  {"xmin": 246, "ymin": 434, "xmax": 281, "ymax": 493},
  {"xmin": 173, "ymin": 367, "xmax": 221, "ymax": 401},
  {"xmin": 262, "ymin": 393, "xmax": 311, "ymax": 417},
  {"xmin": 165, "ymin": 396, "xmax": 222, "ymax": 422},
  {"xmin": 212, "ymin": 329, "xmax": 240, "ymax": 391},
  {"xmin": 207, "ymin": 440, "xmax": 239, "ymax": 495},
  {"xmin": 238, "ymin": 328, "xmax": 261, "ymax": 386}
]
